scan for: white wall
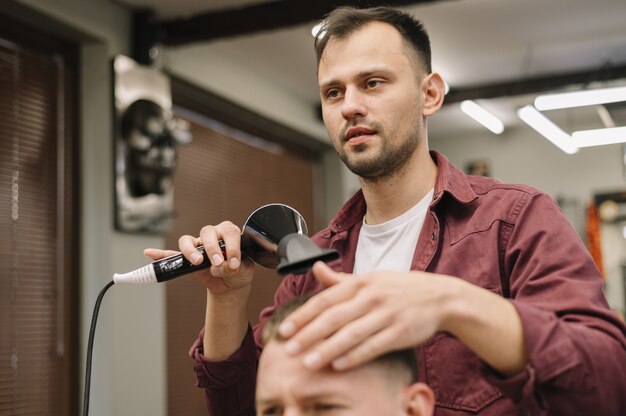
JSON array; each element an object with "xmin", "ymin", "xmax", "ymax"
[
  {"xmin": 162, "ymin": 44, "xmax": 329, "ymax": 142},
  {"xmin": 431, "ymin": 124, "xmax": 626, "ymax": 314}
]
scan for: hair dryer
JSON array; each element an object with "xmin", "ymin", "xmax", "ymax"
[{"xmin": 113, "ymin": 203, "xmax": 339, "ymax": 283}]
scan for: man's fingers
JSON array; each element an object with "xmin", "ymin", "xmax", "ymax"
[
  {"xmin": 299, "ymin": 310, "xmax": 391, "ymax": 371},
  {"xmin": 312, "ymin": 261, "xmax": 345, "ymax": 287},
  {"xmin": 178, "ymin": 234, "xmax": 205, "ymax": 265},
  {"xmin": 198, "ymin": 226, "xmax": 224, "ymax": 266},
  {"xmin": 199, "ymin": 221, "xmax": 241, "ymax": 269},
  {"xmin": 283, "ymin": 287, "xmax": 376, "ymax": 355},
  {"xmin": 143, "ymin": 248, "xmax": 180, "ymax": 261},
  {"xmin": 278, "ymin": 277, "xmax": 361, "ymax": 339},
  {"xmin": 330, "ymin": 326, "xmax": 404, "ymax": 371}
]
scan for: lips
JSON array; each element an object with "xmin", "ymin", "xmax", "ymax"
[{"xmin": 344, "ymin": 126, "xmax": 376, "ymax": 142}]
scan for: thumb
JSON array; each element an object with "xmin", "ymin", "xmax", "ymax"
[
  {"xmin": 312, "ymin": 261, "xmax": 345, "ymax": 287},
  {"xmin": 143, "ymin": 248, "xmax": 179, "ymax": 261}
]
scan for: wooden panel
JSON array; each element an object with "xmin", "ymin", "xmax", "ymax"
[{"xmin": 165, "ymin": 113, "xmax": 319, "ymax": 415}]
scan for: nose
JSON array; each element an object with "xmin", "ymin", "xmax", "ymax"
[{"xmin": 341, "ymin": 87, "xmax": 367, "ymax": 120}]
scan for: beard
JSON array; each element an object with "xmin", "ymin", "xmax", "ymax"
[{"xmin": 337, "ymin": 119, "xmax": 421, "ymax": 182}]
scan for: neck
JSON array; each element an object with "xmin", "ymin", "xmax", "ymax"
[{"xmin": 359, "ymin": 149, "xmax": 437, "ymax": 225}]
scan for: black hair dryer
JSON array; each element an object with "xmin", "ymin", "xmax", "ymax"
[
  {"xmin": 240, "ymin": 203, "xmax": 339, "ymax": 276},
  {"xmin": 113, "ymin": 203, "xmax": 339, "ymax": 284}
]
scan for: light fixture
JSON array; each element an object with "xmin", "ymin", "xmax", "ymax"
[
  {"xmin": 596, "ymin": 105, "xmax": 616, "ymax": 128},
  {"xmin": 517, "ymin": 105, "xmax": 578, "ymax": 154},
  {"xmin": 460, "ymin": 100, "xmax": 504, "ymax": 134},
  {"xmin": 535, "ymin": 86, "xmax": 626, "ymax": 110},
  {"xmin": 571, "ymin": 126, "xmax": 626, "ymax": 148},
  {"xmin": 311, "ymin": 23, "xmax": 324, "ymax": 38}
]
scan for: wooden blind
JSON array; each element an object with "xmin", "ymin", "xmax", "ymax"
[
  {"xmin": 0, "ymin": 23, "xmax": 78, "ymax": 416},
  {"xmin": 164, "ymin": 111, "xmax": 319, "ymax": 415}
]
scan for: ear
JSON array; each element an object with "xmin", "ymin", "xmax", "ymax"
[
  {"xmin": 403, "ymin": 382, "xmax": 435, "ymax": 416},
  {"xmin": 421, "ymin": 72, "xmax": 445, "ymax": 117}
]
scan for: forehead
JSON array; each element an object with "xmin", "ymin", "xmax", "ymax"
[
  {"xmin": 259, "ymin": 341, "xmax": 354, "ymax": 383},
  {"xmin": 257, "ymin": 341, "xmax": 390, "ymax": 397},
  {"xmin": 318, "ymin": 21, "xmax": 418, "ymax": 82}
]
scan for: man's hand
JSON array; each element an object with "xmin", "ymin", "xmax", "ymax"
[
  {"xmin": 278, "ymin": 262, "xmax": 457, "ymax": 371},
  {"xmin": 144, "ymin": 221, "xmax": 255, "ymax": 296},
  {"xmin": 146, "ymin": 221, "xmax": 256, "ymax": 360},
  {"xmin": 278, "ymin": 262, "xmax": 526, "ymax": 376}
]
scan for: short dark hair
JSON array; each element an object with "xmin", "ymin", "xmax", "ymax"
[
  {"xmin": 314, "ymin": 6, "xmax": 432, "ymax": 74},
  {"xmin": 263, "ymin": 295, "xmax": 419, "ymax": 385}
]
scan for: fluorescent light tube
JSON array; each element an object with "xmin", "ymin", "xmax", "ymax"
[
  {"xmin": 460, "ymin": 100, "xmax": 504, "ymax": 134},
  {"xmin": 311, "ymin": 23, "xmax": 322, "ymax": 37},
  {"xmin": 517, "ymin": 105, "xmax": 578, "ymax": 154},
  {"xmin": 571, "ymin": 126, "xmax": 626, "ymax": 147},
  {"xmin": 535, "ymin": 86, "xmax": 626, "ymax": 110},
  {"xmin": 596, "ymin": 105, "xmax": 616, "ymax": 128}
]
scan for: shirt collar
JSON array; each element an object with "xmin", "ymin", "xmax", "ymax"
[
  {"xmin": 328, "ymin": 151, "xmax": 477, "ymax": 232},
  {"xmin": 328, "ymin": 189, "xmax": 367, "ymax": 233},
  {"xmin": 430, "ymin": 150, "xmax": 477, "ymax": 205}
]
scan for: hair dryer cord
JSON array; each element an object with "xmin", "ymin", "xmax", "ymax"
[{"xmin": 82, "ymin": 280, "xmax": 115, "ymax": 416}]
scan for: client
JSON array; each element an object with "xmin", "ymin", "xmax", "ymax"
[{"xmin": 256, "ymin": 296, "xmax": 435, "ymax": 416}]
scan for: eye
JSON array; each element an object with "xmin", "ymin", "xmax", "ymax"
[
  {"xmin": 313, "ymin": 403, "xmax": 342, "ymax": 413},
  {"xmin": 324, "ymin": 88, "xmax": 343, "ymax": 100},
  {"xmin": 259, "ymin": 405, "xmax": 282, "ymax": 415},
  {"xmin": 365, "ymin": 79, "xmax": 383, "ymax": 89}
]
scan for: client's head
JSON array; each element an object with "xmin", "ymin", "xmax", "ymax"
[{"xmin": 256, "ymin": 295, "xmax": 434, "ymax": 416}]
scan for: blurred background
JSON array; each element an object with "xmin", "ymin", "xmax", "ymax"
[{"xmin": 1, "ymin": 0, "xmax": 625, "ymax": 414}]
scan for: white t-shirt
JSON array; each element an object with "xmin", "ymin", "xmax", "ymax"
[{"xmin": 353, "ymin": 189, "xmax": 434, "ymax": 275}]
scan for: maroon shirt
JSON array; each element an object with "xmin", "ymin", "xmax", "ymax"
[{"xmin": 190, "ymin": 151, "xmax": 626, "ymax": 415}]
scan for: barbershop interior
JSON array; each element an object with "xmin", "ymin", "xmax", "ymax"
[{"xmin": 1, "ymin": 0, "xmax": 625, "ymax": 415}]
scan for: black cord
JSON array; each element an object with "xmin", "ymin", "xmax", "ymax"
[{"xmin": 82, "ymin": 280, "xmax": 115, "ymax": 416}]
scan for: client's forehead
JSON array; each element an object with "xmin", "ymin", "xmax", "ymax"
[{"xmin": 257, "ymin": 341, "xmax": 389, "ymax": 396}]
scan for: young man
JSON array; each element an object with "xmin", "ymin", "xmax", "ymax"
[
  {"xmin": 145, "ymin": 6, "xmax": 626, "ymax": 415},
  {"xmin": 256, "ymin": 296, "xmax": 434, "ymax": 416}
]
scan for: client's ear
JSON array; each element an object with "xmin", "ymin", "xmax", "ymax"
[{"xmin": 404, "ymin": 382, "xmax": 435, "ymax": 416}]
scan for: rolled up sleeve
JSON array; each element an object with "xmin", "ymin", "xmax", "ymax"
[{"xmin": 189, "ymin": 326, "xmax": 258, "ymax": 416}]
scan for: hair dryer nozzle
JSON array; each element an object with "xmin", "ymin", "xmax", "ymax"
[{"xmin": 276, "ymin": 233, "xmax": 339, "ymax": 276}]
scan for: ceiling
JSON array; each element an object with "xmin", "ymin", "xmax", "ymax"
[{"xmin": 110, "ymin": 0, "xmax": 626, "ymax": 141}]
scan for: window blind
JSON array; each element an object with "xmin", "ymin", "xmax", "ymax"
[{"xmin": 0, "ymin": 24, "xmax": 78, "ymax": 416}]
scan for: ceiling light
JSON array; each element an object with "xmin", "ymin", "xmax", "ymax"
[
  {"xmin": 517, "ymin": 105, "xmax": 578, "ymax": 154},
  {"xmin": 534, "ymin": 86, "xmax": 626, "ymax": 110},
  {"xmin": 596, "ymin": 105, "xmax": 616, "ymax": 128},
  {"xmin": 460, "ymin": 100, "xmax": 504, "ymax": 134},
  {"xmin": 311, "ymin": 23, "xmax": 324, "ymax": 37},
  {"xmin": 571, "ymin": 126, "xmax": 626, "ymax": 147}
]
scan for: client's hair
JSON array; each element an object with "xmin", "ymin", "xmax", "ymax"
[{"xmin": 262, "ymin": 295, "xmax": 418, "ymax": 385}]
